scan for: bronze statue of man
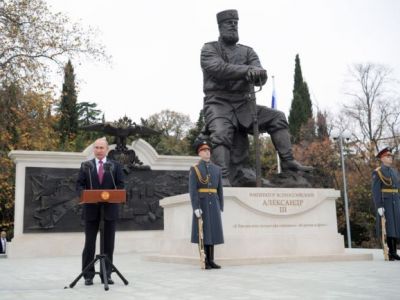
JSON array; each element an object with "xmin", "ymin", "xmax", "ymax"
[{"xmin": 200, "ymin": 9, "xmax": 312, "ymax": 187}]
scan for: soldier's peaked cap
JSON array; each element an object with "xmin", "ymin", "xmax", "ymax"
[
  {"xmin": 193, "ymin": 138, "xmax": 211, "ymax": 154},
  {"xmin": 217, "ymin": 9, "xmax": 239, "ymax": 24},
  {"xmin": 376, "ymin": 147, "xmax": 393, "ymax": 158}
]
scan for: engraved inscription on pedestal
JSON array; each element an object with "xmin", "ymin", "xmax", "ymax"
[
  {"xmin": 244, "ymin": 190, "xmax": 324, "ymax": 215},
  {"xmin": 224, "ymin": 189, "xmax": 338, "ymax": 233},
  {"xmin": 232, "ymin": 223, "xmax": 328, "ymax": 229}
]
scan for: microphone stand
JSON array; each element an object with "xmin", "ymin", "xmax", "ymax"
[
  {"xmin": 100, "ymin": 163, "xmax": 128, "ymax": 287},
  {"xmin": 104, "ymin": 162, "xmax": 117, "ymax": 189},
  {"xmin": 86, "ymin": 161, "xmax": 93, "ymax": 189}
]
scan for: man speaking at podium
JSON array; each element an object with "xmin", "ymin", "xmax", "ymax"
[{"xmin": 77, "ymin": 138, "xmax": 124, "ymax": 286}]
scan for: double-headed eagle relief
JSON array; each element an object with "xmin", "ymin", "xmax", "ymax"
[{"xmin": 82, "ymin": 116, "xmax": 159, "ymax": 171}]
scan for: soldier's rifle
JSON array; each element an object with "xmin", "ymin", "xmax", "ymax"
[
  {"xmin": 381, "ymin": 213, "xmax": 389, "ymax": 261},
  {"xmin": 197, "ymin": 216, "xmax": 206, "ymax": 269}
]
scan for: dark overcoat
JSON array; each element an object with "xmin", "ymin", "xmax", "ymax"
[
  {"xmin": 190, "ymin": 160, "xmax": 224, "ymax": 245},
  {"xmin": 76, "ymin": 157, "xmax": 125, "ymax": 278},
  {"xmin": 76, "ymin": 158, "xmax": 124, "ymax": 221},
  {"xmin": 372, "ymin": 164, "xmax": 400, "ymax": 238}
]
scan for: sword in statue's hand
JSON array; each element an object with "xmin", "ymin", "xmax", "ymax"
[{"xmin": 247, "ymin": 76, "xmax": 263, "ymax": 187}]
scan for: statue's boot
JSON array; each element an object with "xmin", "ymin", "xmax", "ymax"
[
  {"xmin": 212, "ymin": 145, "xmax": 232, "ymax": 187},
  {"xmin": 231, "ymin": 167, "xmax": 275, "ymax": 187},
  {"xmin": 270, "ymin": 130, "xmax": 314, "ymax": 172},
  {"xmin": 281, "ymin": 160, "xmax": 314, "ymax": 172}
]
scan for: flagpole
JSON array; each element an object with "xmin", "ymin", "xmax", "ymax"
[{"xmin": 271, "ymin": 75, "xmax": 281, "ymax": 174}]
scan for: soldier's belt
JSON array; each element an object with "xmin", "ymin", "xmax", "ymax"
[
  {"xmin": 381, "ymin": 189, "xmax": 399, "ymax": 193},
  {"xmin": 198, "ymin": 188, "xmax": 217, "ymax": 193}
]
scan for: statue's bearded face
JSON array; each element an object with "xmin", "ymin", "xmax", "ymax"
[{"xmin": 219, "ymin": 19, "xmax": 239, "ymax": 45}]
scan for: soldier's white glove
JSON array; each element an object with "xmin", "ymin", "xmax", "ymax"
[
  {"xmin": 378, "ymin": 207, "xmax": 385, "ymax": 216},
  {"xmin": 194, "ymin": 209, "xmax": 202, "ymax": 218}
]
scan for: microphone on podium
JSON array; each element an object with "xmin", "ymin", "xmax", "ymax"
[
  {"xmin": 82, "ymin": 161, "xmax": 94, "ymax": 189},
  {"xmin": 103, "ymin": 162, "xmax": 117, "ymax": 189}
]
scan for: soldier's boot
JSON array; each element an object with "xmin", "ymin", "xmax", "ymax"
[
  {"xmin": 389, "ymin": 238, "xmax": 400, "ymax": 260},
  {"xmin": 388, "ymin": 237, "xmax": 395, "ymax": 261},
  {"xmin": 208, "ymin": 245, "xmax": 221, "ymax": 269},
  {"xmin": 212, "ymin": 145, "xmax": 232, "ymax": 187},
  {"xmin": 270, "ymin": 130, "xmax": 314, "ymax": 172},
  {"xmin": 204, "ymin": 245, "xmax": 212, "ymax": 269}
]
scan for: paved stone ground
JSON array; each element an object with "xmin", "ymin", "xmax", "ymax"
[{"xmin": 0, "ymin": 249, "xmax": 398, "ymax": 300}]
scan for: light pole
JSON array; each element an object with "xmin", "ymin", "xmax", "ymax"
[{"xmin": 334, "ymin": 133, "xmax": 352, "ymax": 248}]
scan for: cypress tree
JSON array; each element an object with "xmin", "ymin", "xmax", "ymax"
[
  {"xmin": 77, "ymin": 102, "xmax": 102, "ymax": 126},
  {"xmin": 57, "ymin": 60, "xmax": 78, "ymax": 146},
  {"xmin": 288, "ymin": 54, "xmax": 313, "ymax": 143},
  {"xmin": 74, "ymin": 101, "xmax": 103, "ymax": 150}
]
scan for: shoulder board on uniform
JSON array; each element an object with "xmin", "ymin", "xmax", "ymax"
[
  {"xmin": 375, "ymin": 166, "xmax": 393, "ymax": 186},
  {"xmin": 192, "ymin": 163, "xmax": 210, "ymax": 184}
]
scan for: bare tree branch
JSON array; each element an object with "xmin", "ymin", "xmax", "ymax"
[
  {"xmin": 339, "ymin": 63, "xmax": 399, "ymax": 157},
  {"xmin": 0, "ymin": 0, "xmax": 110, "ymax": 89}
]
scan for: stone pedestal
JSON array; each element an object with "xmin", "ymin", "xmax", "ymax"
[{"xmin": 146, "ymin": 188, "xmax": 373, "ymax": 264}]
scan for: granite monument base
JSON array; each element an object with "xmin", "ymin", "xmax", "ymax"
[
  {"xmin": 145, "ymin": 188, "xmax": 373, "ymax": 265},
  {"xmin": 8, "ymin": 139, "xmax": 199, "ymax": 258}
]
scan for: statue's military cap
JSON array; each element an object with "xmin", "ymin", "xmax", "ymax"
[
  {"xmin": 216, "ymin": 9, "xmax": 239, "ymax": 24},
  {"xmin": 193, "ymin": 138, "xmax": 212, "ymax": 154},
  {"xmin": 376, "ymin": 147, "xmax": 393, "ymax": 158}
]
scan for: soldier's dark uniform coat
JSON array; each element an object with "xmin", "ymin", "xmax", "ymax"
[
  {"xmin": 190, "ymin": 160, "xmax": 224, "ymax": 245},
  {"xmin": 372, "ymin": 164, "xmax": 400, "ymax": 238}
]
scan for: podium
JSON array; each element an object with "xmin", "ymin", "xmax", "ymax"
[
  {"xmin": 80, "ymin": 189, "xmax": 127, "ymax": 204},
  {"xmin": 69, "ymin": 189, "xmax": 128, "ymax": 291}
]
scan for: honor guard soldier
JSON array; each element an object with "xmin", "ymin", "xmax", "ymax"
[
  {"xmin": 189, "ymin": 138, "xmax": 224, "ymax": 269},
  {"xmin": 372, "ymin": 147, "xmax": 400, "ymax": 260}
]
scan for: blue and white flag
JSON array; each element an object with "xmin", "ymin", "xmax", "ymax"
[
  {"xmin": 271, "ymin": 87, "xmax": 276, "ymax": 109},
  {"xmin": 271, "ymin": 76, "xmax": 276, "ymax": 109}
]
